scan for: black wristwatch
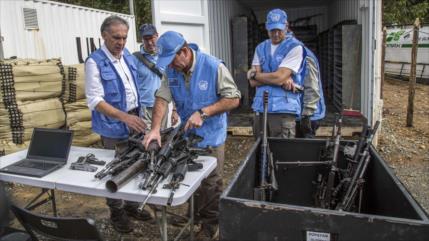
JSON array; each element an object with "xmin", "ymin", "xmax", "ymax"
[{"xmin": 198, "ymin": 109, "xmax": 209, "ymax": 121}]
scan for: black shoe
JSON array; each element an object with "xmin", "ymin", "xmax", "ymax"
[
  {"xmin": 125, "ymin": 208, "xmax": 152, "ymax": 221},
  {"xmin": 110, "ymin": 212, "xmax": 133, "ymax": 234}
]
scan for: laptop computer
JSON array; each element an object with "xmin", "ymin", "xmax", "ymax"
[{"xmin": 0, "ymin": 128, "xmax": 73, "ymax": 178}]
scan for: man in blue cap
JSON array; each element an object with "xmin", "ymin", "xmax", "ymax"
[
  {"xmin": 143, "ymin": 31, "xmax": 241, "ymax": 240},
  {"xmin": 133, "ymin": 24, "xmax": 178, "ymax": 129},
  {"xmin": 85, "ymin": 16, "xmax": 151, "ymax": 234},
  {"xmin": 248, "ymin": 8, "xmax": 306, "ymax": 138}
]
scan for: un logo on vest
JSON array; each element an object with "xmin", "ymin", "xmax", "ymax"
[
  {"xmin": 270, "ymin": 14, "xmax": 280, "ymax": 22},
  {"xmin": 198, "ymin": 80, "xmax": 208, "ymax": 91},
  {"xmin": 275, "ymin": 55, "xmax": 283, "ymax": 63}
]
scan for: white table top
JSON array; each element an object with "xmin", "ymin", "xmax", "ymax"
[{"xmin": 0, "ymin": 146, "xmax": 217, "ymax": 206}]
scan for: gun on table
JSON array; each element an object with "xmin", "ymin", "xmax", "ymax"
[
  {"xmin": 138, "ymin": 152, "xmax": 189, "ymax": 211},
  {"xmin": 70, "ymin": 154, "xmax": 106, "ymax": 172},
  {"xmin": 139, "ymin": 125, "xmax": 183, "ymax": 190},
  {"xmin": 94, "ymin": 133, "xmax": 145, "ymax": 180},
  {"xmin": 165, "ymin": 160, "xmax": 188, "ymax": 206},
  {"xmin": 336, "ymin": 121, "xmax": 380, "ymax": 212},
  {"xmin": 254, "ymin": 91, "xmax": 278, "ymax": 201},
  {"xmin": 105, "ymin": 152, "xmax": 150, "ymax": 193}
]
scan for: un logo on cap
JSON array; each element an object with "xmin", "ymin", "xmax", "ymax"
[
  {"xmin": 158, "ymin": 45, "xmax": 163, "ymax": 55},
  {"xmin": 271, "ymin": 14, "xmax": 281, "ymax": 22}
]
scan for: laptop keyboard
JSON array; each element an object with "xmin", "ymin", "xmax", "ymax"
[{"xmin": 15, "ymin": 161, "xmax": 57, "ymax": 170}]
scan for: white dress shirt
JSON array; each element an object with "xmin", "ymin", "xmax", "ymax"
[
  {"xmin": 85, "ymin": 45, "xmax": 138, "ymax": 112},
  {"xmin": 252, "ymin": 43, "xmax": 304, "ymax": 74}
]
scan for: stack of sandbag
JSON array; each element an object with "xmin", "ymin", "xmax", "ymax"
[
  {"xmin": 63, "ymin": 64, "xmax": 100, "ymax": 146},
  {"xmin": 63, "ymin": 64, "xmax": 85, "ymax": 103},
  {"xmin": 0, "ymin": 58, "xmax": 66, "ymax": 147}
]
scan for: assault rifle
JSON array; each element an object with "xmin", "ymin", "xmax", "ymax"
[
  {"xmin": 254, "ymin": 91, "xmax": 278, "ymax": 201},
  {"xmin": 314, "ymin": 114, "xmax": 343, "ymax": 209},
  {"xmin": 336, "ymin": 121, "xmax": 380, "ymax": 212}
]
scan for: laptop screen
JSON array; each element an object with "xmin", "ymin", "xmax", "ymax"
[{"xmin": 27, "ymin": 128, "xmax": 73, "ymax": 162}]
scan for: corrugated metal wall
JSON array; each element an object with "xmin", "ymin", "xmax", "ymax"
[
  {"xmin": 0, "ymin": 0, "xmax": 137, "ymax": 65},
  {"xmin": 328, "ymin": 0, "xmax": 360, "ymax": 26},
  {"xmin": 207, "ymin": 0, "xmax": 247, "ymax": 70}
]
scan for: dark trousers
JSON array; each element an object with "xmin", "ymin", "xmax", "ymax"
[
  {"xmin": 194, "ymin": 144, "xmax": 224, "ymax": 226},
  {"xmin": 101, "ymin": 136, "xmax": 140, "ymax": 217},
  {"xmin": 295, "ymin": 120, "xmax": 320, "ymax": 138},
  {"xmin": 253, "ymin": 113, "xmax": 296, "ymax": 138}
]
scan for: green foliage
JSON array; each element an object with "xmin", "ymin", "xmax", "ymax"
[
  {"xmin": 384, "ymin": 0, "xmax": 429, "ymax": 25},
  {"xmin": 51, "ymin": 0, "xmax": 152, "ymax": 39}
]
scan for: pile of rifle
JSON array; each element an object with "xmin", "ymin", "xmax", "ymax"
[
  {"xmin": 94, "ymin": 126, "xmax": 206, "ymax": 207},
  {"xmin": 314, "ymin": 115, "xmax": 380, "ymax": 212}
]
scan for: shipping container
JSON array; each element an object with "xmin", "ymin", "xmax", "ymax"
[
  {"xmin": 0, "ymin": 0, "xmax": 138, "ymax": 65},
  {"xmin": 152, "ymin": 0, "xmax": 383, "ymax": 126}
]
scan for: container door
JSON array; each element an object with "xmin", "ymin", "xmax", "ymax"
[{"xmin": 151, "ymin": 0, "xmax": 211, "ymax": 53}]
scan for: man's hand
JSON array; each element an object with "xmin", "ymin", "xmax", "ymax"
[
  {"xmin": 143, "ymin": 129, "xmax": 161, "ymax": 149},
  {"xmin": 122, "ymin": 113, "xmax": 146, "ymax": 133},
  {"xmin": 281, "ymin": 76, "xmax": 295, "ymax": 91},
  {"xmin": 300, "ymin": 115, "xmax": 313, "ymax": 137},
  {"xmin": 184, "ymin": 111, "xmax": 204, "ymax": 131},
  {"xmin": 171, "ymin": 109, "xmax": 180, "ymax": 126},
  {"xmin": 247, "ymin": 68, "xmax": 256, "ymax": 80}
]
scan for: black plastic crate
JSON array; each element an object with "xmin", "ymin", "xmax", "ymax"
[{"xmin": 220, "ymin": 138, "xmax": 429, "ymax": 240}]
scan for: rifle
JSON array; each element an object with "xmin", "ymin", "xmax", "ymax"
[
  {"xmin": 139, "ymin": 125, "xmax": 183, "ymax": 190},
  {"xmin": 336, "ymin": 121, "xmax": 380, "ymax": 211},
  {"xmin": 254, "ymin": 91, "xmax": 278, "ymax": 201},
  {"xmin": 165, "ymin": 160, "xmax": 188, "ymax": 206},
  {"xmin": 314, "ymin": 114, "xmax": 342, "ymax": 209},
  {"xmin": 105, "ymin": 152, "xmax": 150, "ymax": 193},
  {"xmin": 138, "ymin": 152, "xmax": 189, "ymax": 211},
  {"xmin": 94, "ymin": 133, "xmax": 145, "ymax": 180}
]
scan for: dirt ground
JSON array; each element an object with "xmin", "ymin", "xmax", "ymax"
[{"xmin": 5, "ymin": 77, "xmax": 429, "ymax": 240}]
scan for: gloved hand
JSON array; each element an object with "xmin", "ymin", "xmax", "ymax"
[
  {"xmin": 300, "ymin": 115, "xmax": 313, "ymax": 138},
  {"xmin": 247, "ymin": 68, "xmax": 256, "ymax": 80}
]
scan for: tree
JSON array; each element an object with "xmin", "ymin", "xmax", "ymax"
[{"xmin": 384, "ymin": 0, "xmax": 429, "ymax": 25}]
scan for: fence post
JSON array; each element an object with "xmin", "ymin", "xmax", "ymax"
[
  {"xmin": 406, "ymin": 18, "xmax": 420, "ymax": 127},
  {"xmin": 381, "ymin": 26, "xmax": 387, "ymax": 99}
]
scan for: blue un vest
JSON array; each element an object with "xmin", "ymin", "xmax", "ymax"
[
  {"xmin": 134, "ymin": 46, "xmax": 161, "ymax": 108},
  {"xmin": 167, "ymin": 44, "xmax": 227, "ymax": 148},
  {"xmin": 88, "ymin": 48, "xmax": 140, "ymax": 139},
  {"xmin": 303, "ymin": 47, "xmax": 326, "ymax": 121},
  {"xmin": 251, "ymin": 37, "xmax": 306, "ymax": 115}
]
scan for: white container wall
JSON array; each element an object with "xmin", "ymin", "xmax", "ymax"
[
  {"xmin": 0, "ymin": 0, "xmax": 138, "ymax": 65},
  {"xmin": 152, "ymin": 0, "xmax": 210, "ymax": 53}
]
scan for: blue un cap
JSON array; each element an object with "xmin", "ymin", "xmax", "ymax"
[
  {"xmin": 265, "ymin": 9, "xmax": 288, "ymax": 31},
  {"xmin": 139, "ymin": 23, "xmax": 157, "ymax": 37},
  {"xmin": 156, "ymin": 31, "xmax": 186, "ymax": 71}
]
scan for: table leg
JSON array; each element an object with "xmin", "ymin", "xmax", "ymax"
[
  {"xmin": 50, "ymin": 189, "xmax": 57, "ymax": 217},
  {"xmin": 190, "ymin": 195, "xmax": 194, "ymax": 241},
  {"xmin": 25, "ymin": 189, "xmax": 57, "ymax": 216},
  {"xmin": 161, "ymin": 206, "xmax": 167, "ymax": 241}
]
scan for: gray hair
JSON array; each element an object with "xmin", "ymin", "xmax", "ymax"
[{"xmin": 100, "ymin": 15, "xmax": 129, "ymax": 34}]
